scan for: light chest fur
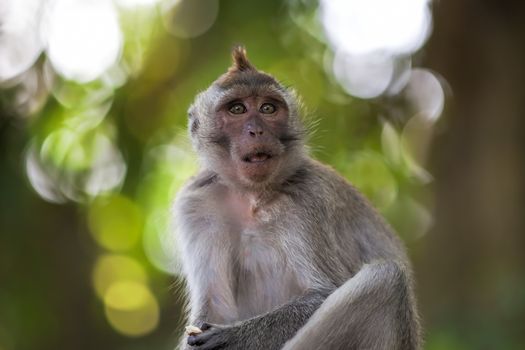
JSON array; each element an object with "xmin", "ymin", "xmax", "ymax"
[{"xmin": 177, "ymin": 182, "xmax": 307, "ymax": 323}]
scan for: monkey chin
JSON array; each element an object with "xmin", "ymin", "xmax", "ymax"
[{"xmin": 237, "ymin": 155, "xmax": 279, "ymax": 186}]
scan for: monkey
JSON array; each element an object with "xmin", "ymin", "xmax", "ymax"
[{"xmin": 173, "ymin": 46, "xmax": 421, "ymax": 350}]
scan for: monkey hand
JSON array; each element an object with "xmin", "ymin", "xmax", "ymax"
[{"xmin": 187, "ymin": 322, "xmax": 239, "ymax": 350}]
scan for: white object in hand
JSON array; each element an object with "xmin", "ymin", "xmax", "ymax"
[{"xmin": 185, "ymin": 325, "xmax": 203, "ymax": 335}]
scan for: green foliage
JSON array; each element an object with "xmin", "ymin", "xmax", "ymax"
[{"xmin": 2, "ymin": 0, "xmax": 522, "ymax": 349}]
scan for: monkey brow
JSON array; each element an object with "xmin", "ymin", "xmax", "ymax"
[
  {"xmin": 217, "ymin": 73, "xmax": 278, "ymax": 90},
  {"xmin": 216, "ymin": 87, "xmax": 288, "ymax": 111}
]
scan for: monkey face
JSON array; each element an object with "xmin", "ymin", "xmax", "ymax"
[
  {"xmin": 187, "ymin": 47, "xmax": 306, "ymax": 189},
  {"xmin": 214, "ymin": 93, "xmax": 290, "ymax": 184}
]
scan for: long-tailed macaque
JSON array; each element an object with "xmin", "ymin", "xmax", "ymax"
[{"xmin": 173, "ymin": 46, "xmax": 421, "ymax": 350}]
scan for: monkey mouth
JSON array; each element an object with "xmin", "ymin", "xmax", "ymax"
[
  {"xmin": 242, "ymin": 152, "xmax": 273, "ymax": 163},
  {"xmin": 238, "ymin": 148, "xmax": 279, "ymax": 182}
]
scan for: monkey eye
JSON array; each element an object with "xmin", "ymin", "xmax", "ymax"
[
  {"xmin": 260, "ymin": 103, "xmax": 276, "ymax": 114},
  {"xmin": 229, "ymin": 103, "xmax": 247, "ymax": 114}
]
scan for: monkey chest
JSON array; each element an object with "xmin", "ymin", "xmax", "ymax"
[
  {"xmin": 232, "ymin": 227, "xmax": 303, "ymax": 320},
  {"xmin": 202, "ymin": 190, "xmax": 305, "ymax": 319}
]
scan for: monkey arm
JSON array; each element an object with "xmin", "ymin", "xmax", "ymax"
[
  {"xmin": 281, "ymin": 260, "xmax": 420, "ymax": 350},
  {"xmin": 186, "ymin": 288, "xmax": 330, "ymax": 350},
  {"xmin": 184, "ymin": 261, "xmax": 419, "ymax": 350}
]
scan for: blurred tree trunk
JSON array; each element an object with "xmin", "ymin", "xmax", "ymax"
[{"xmin": 418, "ymin": 0, "xmax": 525, "ymax": 346}]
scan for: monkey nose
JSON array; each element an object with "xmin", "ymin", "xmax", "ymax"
[
  {"xmin": 245, "ymin": 118, "xmax": 265, "ymax": 137},
  {"xmin": 247, "ymin": 125, "xmax": 264, "ymax": 137}
]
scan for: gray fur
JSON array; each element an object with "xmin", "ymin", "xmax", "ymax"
[{"xmin": 173, "ymin": 51, "xmax": 421, "ymax": 350}]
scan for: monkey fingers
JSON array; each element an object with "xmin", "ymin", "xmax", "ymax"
[{"xmin": 187, "ymin": 322, "xmax": 232, "ymax": 349}]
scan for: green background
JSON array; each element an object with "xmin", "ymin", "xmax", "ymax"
[{"xmin": 1, "ymin": 0, "xmax": 524, "ymax": 349}]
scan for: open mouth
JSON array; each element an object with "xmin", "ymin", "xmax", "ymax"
[{"xmin": 242, "ymin": 152, "xmax": 273, "ymax": 163}]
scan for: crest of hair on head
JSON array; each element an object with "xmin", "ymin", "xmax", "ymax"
[{"xmin": 229, "ymin": 45, "xmax": 256, "ymax": 73}]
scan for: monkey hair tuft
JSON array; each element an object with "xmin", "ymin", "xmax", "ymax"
[{"xmin": 230, "ymin": 45, "xmax": 256, "ymax": 72}]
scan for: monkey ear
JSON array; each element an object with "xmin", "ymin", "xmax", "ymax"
[
  {"xmin": 188, "ymin": 106, "xmax": 200, "ymax": 134},
  {"xmin": 230, "ymin": 45, "xmax": 256, "ymax": 72}
]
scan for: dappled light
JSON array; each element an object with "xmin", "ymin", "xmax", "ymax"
[
  {"xmin": 0, "ymin": 0, "xmax": 443, "ymax": 345},
  {"xmin": 404, "ymin": 68, "xmax": 445, "ymax": 122},
  {"xmin": 320, "ymin": 0, "xmax": 432, "ymax": 55},
  {"xmin": 1, "ymin": 0, "xmax": 523, "ymax": 349},
  {"xmin": 115, "ymin": 0, "xmax": 163, "ymax": 9},
  {"xmin": 26, "ymin": 122, "xmax": 127, "ymax": 202},
  {"xmin": 139, "ymin": 142, "xmax": 197, "ymax": 274},
  {"xmin": 320, "ymin": 0, "xmax": 433, "ymax": 99},
  {"xmin": 342, "ymin": 151, "xmax": 398, "ymax": 209},
  {"xmin": 93, "ymin": 254, "xmax": 148, "ymax": 299},
  {"xmin": 45, "ymin": 0, "xmax": 123, "ymax": 83},
  {"xmin": 0, "ymin": 0, "xmax": 44, "ymax": 82},
  {"xmin": 88, "ymin": 194, "xmax": 144, "ymax": 251},
  {"xmin": 104, "ymin": 281, "xmax": 160, "ymax": 336},
  {"xmin": 332, "ymin": 51, "xmax": 395, "ymax": 98},
  {"xmin": 162, "ymin": 0, "xmax": 220, "ymax": 39}
]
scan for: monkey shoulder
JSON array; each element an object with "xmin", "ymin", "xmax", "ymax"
[
  {"xmin": 187, "ymin": 170, "xmax": 219, "ymax": 190},
  {"xmin": 173, "ymin": 170, "xmax": 220, "ymax": 225},
  {"xmin": 309, "ymin": 158, "xmax": 397, "ymax": 227},
  {"xmin": 284, "ymin": 158, "xmax": 403, "ymax": 259},
  {"xmin": 283, "ymin": 158, "xmax": 367, "ymax": 207},
  {"xmin": 176, "ymin": 170, "xmax": 218, "ymax": 199},
  {"xmin": 279, "ymin": 159, "xmax": 374, "ymax": 231}
]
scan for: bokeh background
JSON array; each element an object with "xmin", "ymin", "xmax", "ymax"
[{"xmin": 1, "ymin": 0, "xmax": 524, "ymax": 349}]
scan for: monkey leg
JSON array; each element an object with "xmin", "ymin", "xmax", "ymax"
[
  {"xmin": 281, "ymin": 261, "xmax": 420, "ymax": 350},
  {"xmin": 181, "ymin": 290, "xmax": 328, "ymax": 350}
]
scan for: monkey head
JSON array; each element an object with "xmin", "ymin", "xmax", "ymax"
[{"xmin": 188, "ymin": 46, "xmax": 306, "ymax": 190}]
